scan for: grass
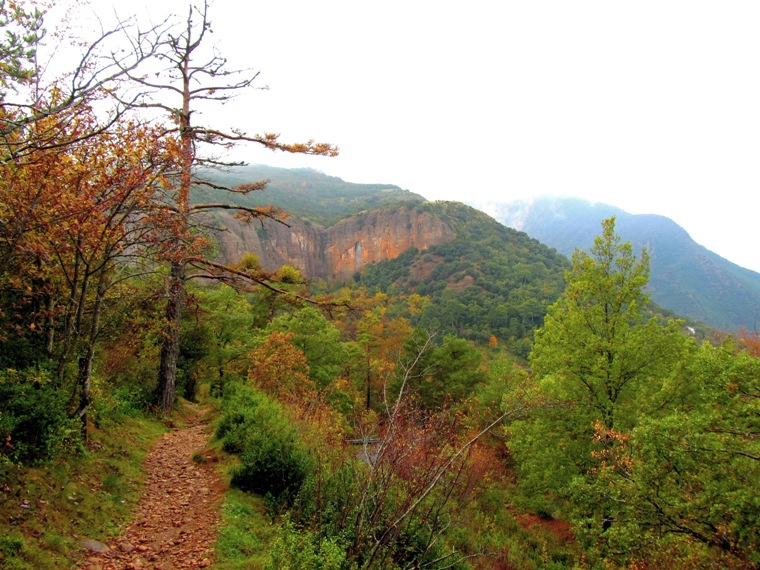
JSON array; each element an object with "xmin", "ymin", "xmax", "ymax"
[
  {"xmin": 214, "ymin": 488, "xmax": 280, "ymax": 569},
  {"xmin": 0, "ymin": 414, "xmax": 167, "ymax": 569}
]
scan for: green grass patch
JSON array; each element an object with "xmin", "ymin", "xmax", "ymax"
[
  {"xmin": 210, "ymin": 397, "xmax": 279, "ymax": 570},
  {"xmin": 214, "ymin": 487, "xmax": 280, "ymax": 569},
  {"xmin": 0, "ymin": 414, "xmax": 166, "ymax": 569}
]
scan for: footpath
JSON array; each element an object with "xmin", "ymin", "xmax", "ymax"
[{"xmin": 80, "ymin": 404, "xmax": 226, "ymax": 570}]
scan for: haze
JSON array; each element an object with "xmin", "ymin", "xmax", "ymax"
[{"xmin": 57, "ymin": 0, "xmax": 760, "ymax": 272}]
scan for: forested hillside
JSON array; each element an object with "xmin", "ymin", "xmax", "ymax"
[
  {"xmin": 1, "ymin": 3, "xmax": 758, "ymax": 570},
  {"xmin": 355, "ymin": 201, "xmax": 569, "ymax": 354},
  {"xmin": 195, "ymin": 165, "xmax": 425, "ymax": 226},
  {"xmin": 200, "ymin": 188, "xmax": 571, "ymax": 355}
]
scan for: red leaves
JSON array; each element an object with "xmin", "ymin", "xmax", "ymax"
[{"xmin": 590, "ymin": 420, "xmax": 634, "ymax": 476}]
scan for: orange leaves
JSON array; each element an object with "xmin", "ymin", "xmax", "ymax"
[
  {"xmin": 739, "ymin": 328, "xmax": 760, "ymax": 359},
  {"xmin": 231, "ymin": 204, "xmax": 288, "ymax": 224},
  {"xmin": 232, "ymin": 181, "xmax": 268, "ymax": 194},
  {"xmin": 0, "ymin": 97, "xmax": 179, "ymax": 351},
  {"xmin": 248, "ymin": 331, "xmax": 316, "ymax": 406},
  {"xmin": 590, "ymin": 420, "xmax": 634, "ymax": 477},
  {"xmin": 251, "ymin": 132, "xmax": 339, "ymax": 157}
]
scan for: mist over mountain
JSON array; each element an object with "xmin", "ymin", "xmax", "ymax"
[{"xmin": 480, "ymin": 197, "xmax": 760, "ymax": 331}]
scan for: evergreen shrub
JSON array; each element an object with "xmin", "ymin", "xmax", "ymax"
[
  {"xmin": 217, "ymin": 382, "xmax": 314, "ymax": 503},
  {"xmin": 0, "ymin": 368, "xmax": 80, "ymax": 464}
]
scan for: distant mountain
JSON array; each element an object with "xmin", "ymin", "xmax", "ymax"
[
  {"xmin": 194, "ymin": 165, "xmax": 425, "ymax": 226},
  {"xmin": 481, "ymin": 197, "xmax": 760, "ymax": 332},
  {"xmin": 199, "ymin": 167, "xmax": 570, "ymax": 353}
]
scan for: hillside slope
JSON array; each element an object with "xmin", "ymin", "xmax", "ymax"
[
  {"xmin": 194, "ymin": 165, "xmax": 425, "ymax": 226},
  {"xmin": 484, "ymin": 197, "xmax": 760, "ymax": 331}
]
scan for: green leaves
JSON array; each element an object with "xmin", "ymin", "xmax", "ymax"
[
  {"xmin": 0, "ymin": 0, "xmax": 44, "ymax": 92},
  {"xmin": 510, "ymin": 216, "xmax": 760, "ymax": 567},
  {"xmin": 530, "ymin": 217, "xmax": 689, "ymax": 431}
]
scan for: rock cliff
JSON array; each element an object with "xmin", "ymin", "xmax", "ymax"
[{"xmin": 211, "ymin": 205, "xmax": 456, "ymax": 282}]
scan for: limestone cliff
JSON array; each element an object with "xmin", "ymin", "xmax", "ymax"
[{"xmin": 211, "ymin": 205, "xmax": 456, "ymax": 282}]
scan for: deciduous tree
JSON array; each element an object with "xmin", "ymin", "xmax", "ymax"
[
  {"xmin": 509, "ymin": 217, "xmax": 691, "ymax": 514},
  {"xmin": 573, "ymin": 341, "xmax": 759, "ymax": 568}
]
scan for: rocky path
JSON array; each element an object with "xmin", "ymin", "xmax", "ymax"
[{"xmin": 81, "ymin": 405, "xmax": 226, "ymax": 570}]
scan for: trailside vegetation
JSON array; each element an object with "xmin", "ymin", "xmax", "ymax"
[{"xmin": 0, "ymin": 1, "xmax": 756, "ymax": 568}]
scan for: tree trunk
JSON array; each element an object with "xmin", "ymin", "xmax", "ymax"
[
  {"xmin": 76, "ymin": 273, "xmax": 107, "ymax": 440},
  {"xmin": 157, "ymin": 260, "xmax": 185, "ymax": 412}
]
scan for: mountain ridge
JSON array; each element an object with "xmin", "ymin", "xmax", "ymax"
[
  {"xmin": 199, "ymin": 166, "xmax": 756, "ymax": 332},
  {"xmin": 482, "ymin": 196, "xmax": 760, "ymax": 331}
]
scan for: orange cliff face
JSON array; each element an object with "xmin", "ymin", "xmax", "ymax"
[{"xmin": 211, "ymin": 205, "xmax": 455, "ymax": 282}]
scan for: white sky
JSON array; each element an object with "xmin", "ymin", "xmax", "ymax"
[{"xmin": 49, "ymin": 0, "xmax": 760, "ymax": 272}]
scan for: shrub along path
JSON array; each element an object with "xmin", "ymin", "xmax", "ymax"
[{"xmin": 80, "ymin": 403, "xmax": 225, "ymax": 570}]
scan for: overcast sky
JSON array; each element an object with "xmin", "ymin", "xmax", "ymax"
[{"xmin": 54, "ymin": 1, "xmax": 760, "ymax": 272}]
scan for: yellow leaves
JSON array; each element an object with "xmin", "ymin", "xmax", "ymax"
[
  {"xmin": 248, "ymin": 330, "xmax": 315, "ymax": 407},
  {"xmin": 236, "ymin": 252, "xmax": 260, "ymax": 273},
  {"xmin": 276, "ymin": 264, "xmax": 302, "ymax": 284}
]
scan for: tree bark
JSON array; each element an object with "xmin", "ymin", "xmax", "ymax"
[{"xmin": 157, "ymin": 260, "xmax": 185, "ymax": 412}]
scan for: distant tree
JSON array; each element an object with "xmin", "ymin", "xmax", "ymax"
[
  {"xmin": 410, "ymin": 334, "xmax": 486, "ymax": 409},
  {"xmin": 739, "ymin": 327, "xmax": 760, "ymax": 358},
  {"xmin": 248, "ymin": 330, "xmax": 314, "ymax": 406},
  {"xmin": 264, "ymin": 307, "xmax": 349, "ymax": 389},
  {"xmin": 356, "ymin": 307, "xmax": 413, "ymax": 411},
  {"xmin": 195, "ymin": 283, "xmax": 255, "ymax": 391}
]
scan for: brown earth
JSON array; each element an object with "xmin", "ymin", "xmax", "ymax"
[
  {"xmin": 511, "ymin": 510, "xmax": 575, "ymax": 543},
  {"xmin": 80, "ymin": 404, "xmax": 225, "ymax": 570}
]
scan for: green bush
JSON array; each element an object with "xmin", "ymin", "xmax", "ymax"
[
  {"xmin": 265, "ymin": 519, "xmax": 347, "ymax": 570},
  {"xmin": 90, "ymin": 382, "xmax": 154, "ymax": 424},
  {"xmin": 215, "ymin": 383, "xmax": 270, "ymax": 453},
  {"xmin": 217, "ymin": 383, "xmax": 314, "ymax": 503},
  {"xmin": 0, "ymin": 368, "xmax": 80, "ymax": 464}
]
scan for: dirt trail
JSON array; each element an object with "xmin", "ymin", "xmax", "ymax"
[{"xmin": 81, "ymin": 404, "xmax": 226, "ymax": 570}]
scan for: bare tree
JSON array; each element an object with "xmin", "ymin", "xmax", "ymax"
[
  {"xmin": 0, "ymin": 3, "xmax": 169, "ymax": 163},
  {"xmin": 119, "ymin": 1, "xmax": 338, "ymax": 411}
]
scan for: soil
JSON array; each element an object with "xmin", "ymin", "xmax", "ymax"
[
  {"xmin": 79, "ymin": 403, "xmax": 226, "ymax": 570},
  {"xmin": 511, "ymin": 510, "xmax": 575, "ymax": 543}
]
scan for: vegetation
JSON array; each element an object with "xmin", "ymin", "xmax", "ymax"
[
  {"xmin": 0, "ymin": 411, "xmax": 165, "ymax": 569},
  {"xmin": 508, "ymin": 218, "xmax": 757, "ymax": 568},
  {"xmin": 357, "ymin": 201, "xmax": 570, "ymax": 355},
  {"xmin": 0, "ymin": 2, "xmax": 757, "ymax": 569},
  {"xmin": 197, "ymin": 165, "xmax": 425, "ymax": 227}
]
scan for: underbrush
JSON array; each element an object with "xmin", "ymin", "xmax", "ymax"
[
  {"xmin": 0, "ymin": 368, "xmax": 82, "ymax": 466},
  {"xmin": 212, "ymin": 381, "xmax": 580, "ymax": 569}
]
